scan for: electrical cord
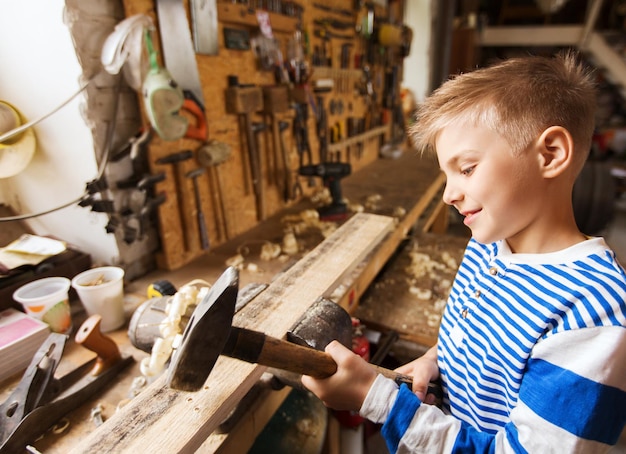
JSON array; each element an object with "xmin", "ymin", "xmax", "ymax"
[{"xmin": 0, "ymin": 71, "xmax": 124, "ymax": 223}]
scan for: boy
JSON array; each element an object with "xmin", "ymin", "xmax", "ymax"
[{"xmin": 302, "ymin": 52, "xmax": 626, "ymax": 453}]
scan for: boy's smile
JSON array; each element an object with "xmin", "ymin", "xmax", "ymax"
[{"xmin": 436, "ymin": 122, "xmax": 547, "ymax": 251}]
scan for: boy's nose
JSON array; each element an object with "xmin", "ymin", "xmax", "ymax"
[{"xmin": 442, "ymin": 181, "xmax": 462, "ymax": 206}]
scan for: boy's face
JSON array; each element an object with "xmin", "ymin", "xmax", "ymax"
[{"xmin": 436, "ymin": 122, "xmax": 545, "ymax": 248}]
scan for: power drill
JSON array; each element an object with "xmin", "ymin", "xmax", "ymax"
[{"xmin": 299, "ymin": 162, "xmax": 351, "ymax": 220}]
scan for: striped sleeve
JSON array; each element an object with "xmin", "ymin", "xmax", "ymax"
[
  {"xmin": 364, "ymin": 325, "xmax": 626, "ymax": 453},
  {"xmin": 509, "ymin": 326, "xmax": 626, "ymax": 452}
]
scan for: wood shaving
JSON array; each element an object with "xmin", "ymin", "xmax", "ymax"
[
  {"xmin": 282, "ymin": 232, "xmax": 299, "ymax": 255},
  {"xmin": 310, "ymin": 188, "xmax": 332, "ymax": 206},
  {"xmin": 349, "ymin": 202, "xmax": 364, "ymax": 213},
  {"xmin": 393, "ymin": 206, "xmax": 406, "ymax": 218},
  {"xmin": 260, "ymin": 242, "xmax": 281, "ymax": 261},
  {"xmin": 225, "ymin": 253, "xmax": 245, "ymax": 268},
  {"xmin": 365, "ymin": 193, "xmax": 382, "ymax": 210}
]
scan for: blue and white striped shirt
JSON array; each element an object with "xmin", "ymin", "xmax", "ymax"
[{"xmin": 360, "ymin": 237, "xmax": 626, "ymax": 453}]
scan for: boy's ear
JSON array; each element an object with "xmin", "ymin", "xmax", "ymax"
[{"xmin": 535, "ymin": 126, "xmax": 574, "ymax": 178}]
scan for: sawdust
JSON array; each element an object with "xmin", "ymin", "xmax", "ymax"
[{"xmin": 356, "ymin": 233, "xmax": 468, "ymax": 344}]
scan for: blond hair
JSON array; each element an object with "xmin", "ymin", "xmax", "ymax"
[{"xmin": 410, "ymin": 51, "xmax": 597, "ymax": 171}]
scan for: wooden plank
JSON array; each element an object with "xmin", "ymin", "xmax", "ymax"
[
  {"xmin": 479, "ymin": 25, "xmax": 582, "ymax": 47},
  {"xmin": 198, "ymin": 386, "xmax": 291, "ymax": 453},
  {"xmin": 422, "ymin": 199, "xmax": 449, "ymax": 234},
  {"xmin": 69, "ymin": 212, "xmax": 394, "ymax": 454}
]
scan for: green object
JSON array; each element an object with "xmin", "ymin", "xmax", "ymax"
[{"xmin": 142, "ymin": 29, "xmax": 187, "ymax": 141}]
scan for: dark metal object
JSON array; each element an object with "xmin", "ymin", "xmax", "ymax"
[
  {"xmin": 250, "ymin": 121, "xmax": 268, "ymax": 220},
  {"xmin": 186, "ymin": 167, "xmax": 210, "ymax": 250},
  {"xmin": 278, "ymin": 120, "xmax": 297, "ymax": 201},
  {"xmin": 166, "ymin": 267, "xmax": 239, "ymax": 391},
  {"xmin": 224, "ymin": 27, "xmax": 250, "ymax": 50},
  {"xmin": 299, "ymin": 162, "xmax": 351, "ymax": 220},
  {"xmin": 156, "ymin": 150, "xmax": 193, "ymax": 250}
]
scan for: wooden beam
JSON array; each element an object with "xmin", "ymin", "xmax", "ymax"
[
  {"xmin": 69, "ymin": 213, "xmax": 394, "ymax": 454},
  {"xmin": 479, "ymin": 25, "xmax": 583, "ymax": 47},
  {"xmin": 585, "ymin": 32, "xmax": 626, "ymax": 89}
]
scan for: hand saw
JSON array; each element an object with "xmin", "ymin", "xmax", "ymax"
[{"xmin": 155, "ymin": 0, "xmax": 215, "ymax": 141}]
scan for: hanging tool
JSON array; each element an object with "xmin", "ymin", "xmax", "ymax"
[
  {"xmin": 252, "ymin": 121, "xmax": 269, "ymax": 211},
  {"xmin": 142, "ymin": 29, "xmax": 207, "ymax": 141},
  {"xmin": 278, "ymin": 120, "xmax": 297, "ymax": 201},
  {"xmin": 197, "ymin": 140, "xmax": 233, "ymax": 240},
  {"xmin": 225, "ymin": 77, "xmax": 265, "ymax": 221},
  {"xmin": 262, "ymin": 85, "xmax": 290, "ymax": 188},
  {"xmin": 186, "ymin": 168, "xmax": 210, "ymax": 250},
  {"xmin": 292, "ymin": 102, "xmax": 315, "ymax": 190},
  {"xmin": 155, "ymin": 150, "xmax": 193, "ymax": 250},
  {"xmin": 0, "ymin": 315, "xmax": 134, "ymax": 453},
  {"xmin": 155, "ymin": 0, "xmax": 208, "ymax": 141},
  {"xmin": 142, "ymin": 29, "xmax": 188, "ymax": 141},
  {"xmin": 315, "ymin": 95, "xmax": 329, "ymax": 163},
  {"xmin": 189, "ymin": 0, "xmax": 218, "ymax": 55},
  {"xmin": 164, "ymin": 267, "xmax": 443, "ymax": 395}
]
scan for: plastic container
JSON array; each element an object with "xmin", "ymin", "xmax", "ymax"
[
  {"xmin": 13, "ymin": 277, "xmax": 72, "ymax": 333},
  {"xmin": 71, "ymin": 266, "xmax": 125, "ymax": 333}
]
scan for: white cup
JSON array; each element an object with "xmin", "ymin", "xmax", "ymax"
[
  {"xmin": 13, "ymin": 277, "xmax": 72, "ymax": 333},
  {"xmin": 71, "ymin": 266, "xmax": 125, "ymax": 332}
]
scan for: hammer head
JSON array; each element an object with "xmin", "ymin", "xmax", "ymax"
[{"xmin": 166, "ymin": 267, "xmax": 239, "ymax": 391}]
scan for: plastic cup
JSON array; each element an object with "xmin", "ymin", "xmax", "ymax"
[
  {"xmin": 13, "ymin": 277, "xmax": 73, "ymax": 334},
  {"xmin": 71, "ymin": 266, "xmax": 125, "ymax": 333}
]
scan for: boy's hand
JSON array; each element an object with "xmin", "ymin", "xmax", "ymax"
[
  {"xmin": 395, "ymin": 345, "xmax": 440, "ymax": 403},
  {"xmin": 301, "ymin": 340, "xmax": 377, "ymax": 412}
]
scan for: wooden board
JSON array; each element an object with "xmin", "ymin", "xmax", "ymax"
[{"xmin": 68, "ymin": 212, "xmax": 393, "ymax": 453}]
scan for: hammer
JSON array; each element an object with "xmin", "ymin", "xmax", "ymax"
[
  {"xmin": 185, "ymin": 168, "xmax": 210, "ymax": 250},
  {"xmin": 165, "ymin": 267, "xmax": 418, "ymax": 392},
  {"xmin": 155, "ymin": 150, "xmax": 193, "ymax": 250}
]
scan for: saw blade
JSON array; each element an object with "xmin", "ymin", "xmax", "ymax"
[{"xmin": 156, "ymin": 0, "xmax": 205, "ymax": 106}]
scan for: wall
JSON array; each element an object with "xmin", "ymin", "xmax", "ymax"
[
  {"xmin": 0, "ymin": 0, "xmax": 434, "ymax": 275},
  {"xmin": 0, "ymin": 0, "xmax": 119, "ymax": 265},
  {"xmin": 402, "ymin": 0, "xmax": 433, "ymax": 104}
]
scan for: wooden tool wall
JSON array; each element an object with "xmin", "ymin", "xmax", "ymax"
[{"xmin": 121, "ymin": 0, "xmax": 407, "ymax": 270}]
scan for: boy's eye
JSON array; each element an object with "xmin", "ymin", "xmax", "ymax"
[{"xmin": 460, "ymin": 166, "xmax": 475, "ymax": 176}]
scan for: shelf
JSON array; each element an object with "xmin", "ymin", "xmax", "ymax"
[{"xmin": 218, "ymin": 3, "xmax": 299, "ymax": 33}]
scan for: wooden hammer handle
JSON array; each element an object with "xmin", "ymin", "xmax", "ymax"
[
  {"xmin": 224, "ymin": 326, "xmax": 337, "ymax": 378},
  {"xmin": 75, "ymin": 314, "xmax": 121, "ymax": 375},
  {"xmin": 224, "ymin": 327, "xmax": 414, "ymax": 387}
]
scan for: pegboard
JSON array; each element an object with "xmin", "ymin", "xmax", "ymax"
[{"xmin": 121, "ymin": 0, "xmax": 409, "ymax": 270}]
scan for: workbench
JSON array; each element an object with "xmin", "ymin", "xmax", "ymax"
[{"xmin": 1, "ymin": 150, "xmax": 459, "ymax": 453}]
